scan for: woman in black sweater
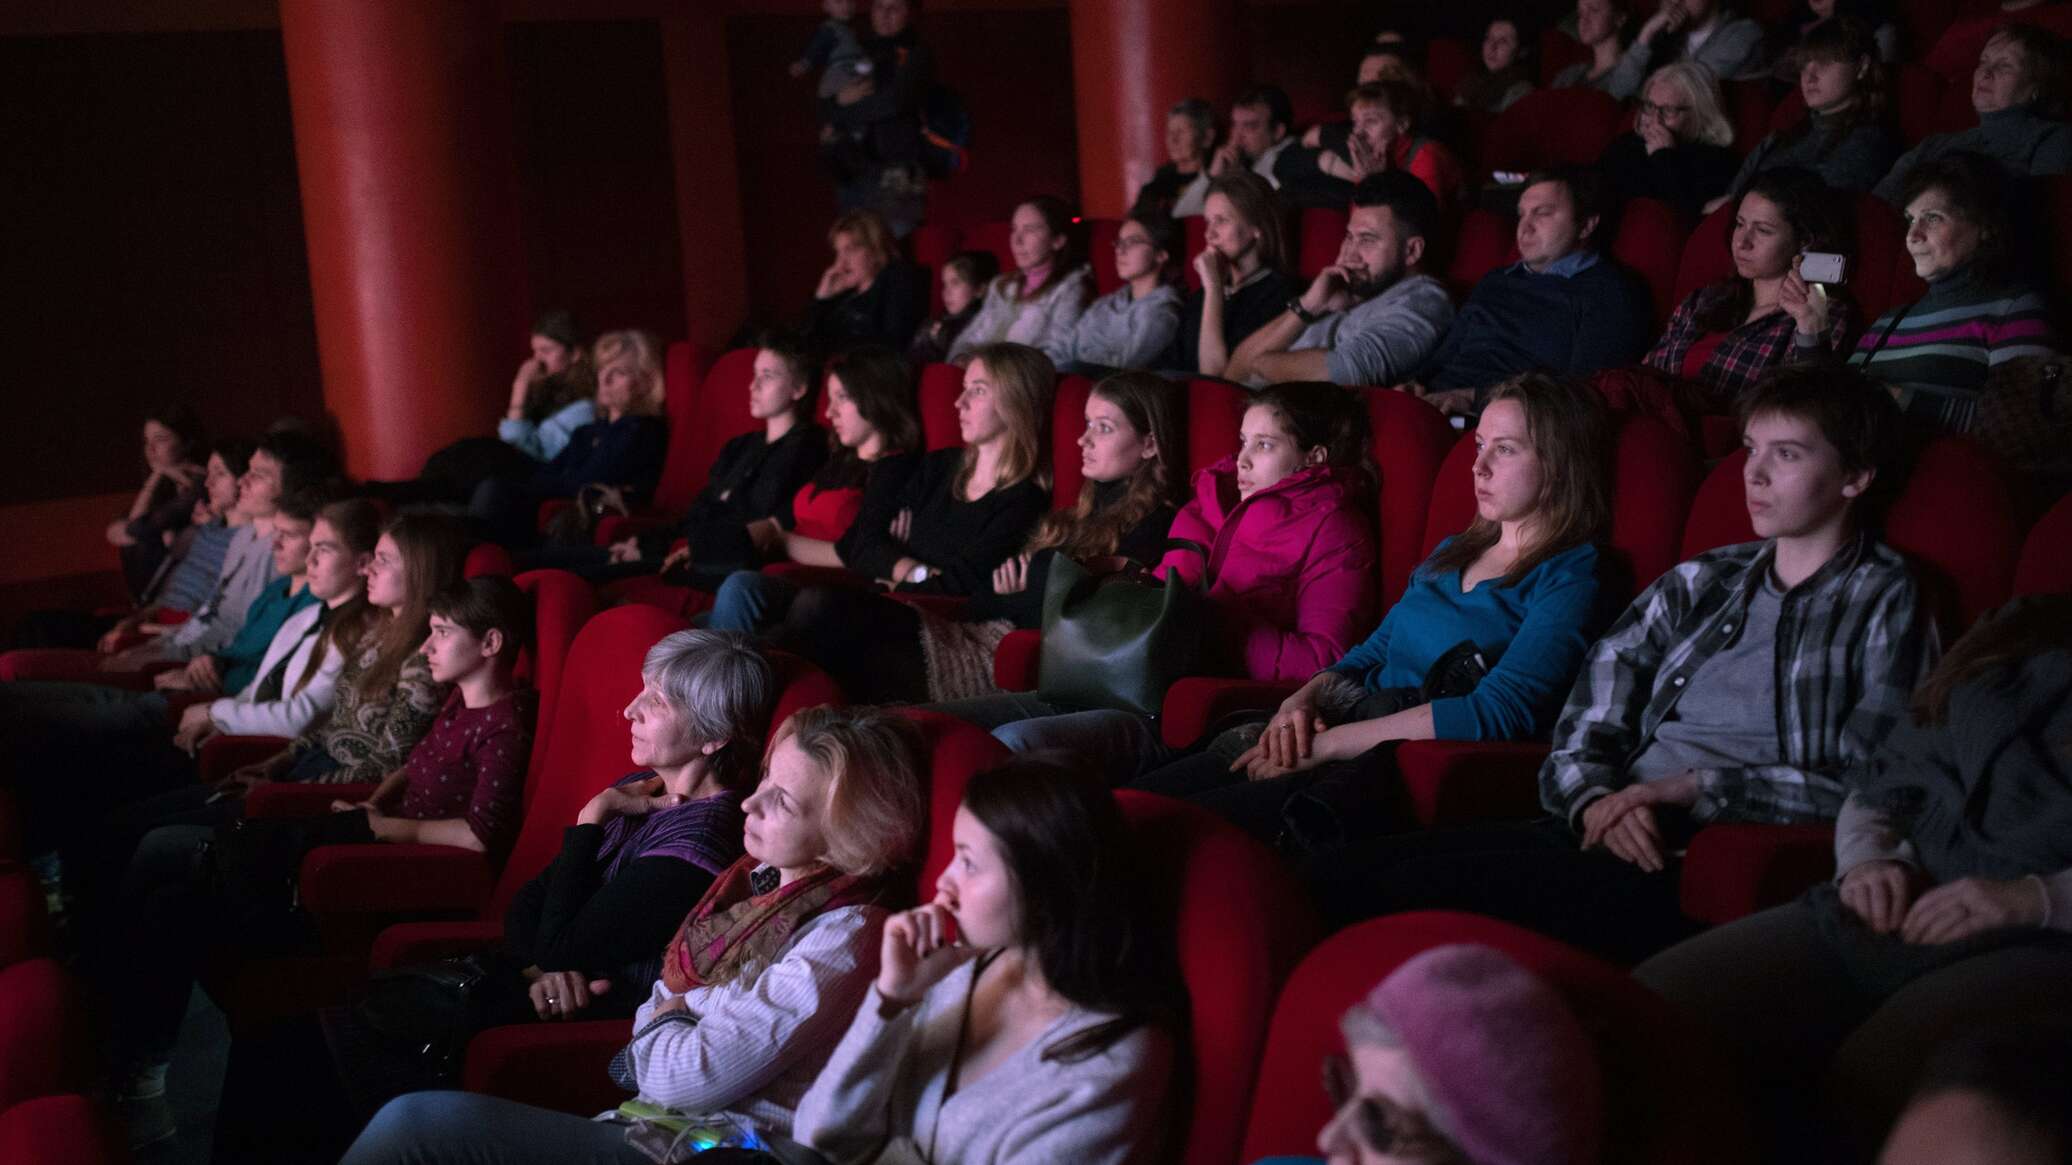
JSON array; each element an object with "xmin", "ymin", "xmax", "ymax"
[
  {"xmin": 762, "ymin": 342, "xmax": 1057, "ymax": 701},
  {"xmin": 1599, "ymin": 61, "xmax": 1743, "ymax": 221},
  {"xmin": 802, "ymin": 210, "xmax": 925, "ymax": 353},
  {"xmin": 1169, "ymin": 170, "xmax": 1295, "ymax": 378}
]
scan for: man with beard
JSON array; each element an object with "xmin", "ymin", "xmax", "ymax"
[{"xmin": 1224, "ymin": 171, "xmax": 1455, "ymax": 388}]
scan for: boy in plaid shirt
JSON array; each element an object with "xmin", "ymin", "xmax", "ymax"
[{"xmin": 1305, "ymin": 365, "xmax": 1939, "ymax": 963}]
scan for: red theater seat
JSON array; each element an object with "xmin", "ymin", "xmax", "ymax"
[
  {"xmin": 1184, "ymin": 377, "xmax": 1247, "ymax": 474},
  {"xmin": 0, "ymin": 959, "xmax": 94, "ymax": 1111},
  {"xmin": 1425, "ymin": 37, "xmax": 1473, "ymax": 101},
  {"xmin": 1238, "ymin": 912, "xmax": 1754, "ymax": 1165},
  {"xmin": 1183, "ymin": 217, "xmax": 1208, "ymax": 291},
  {"xmin": 966, "ymin": 219, "xmax": 1014, "ymax": 276},
  {"xmin": 1297, "ymin": 207, "xmax": 1347, "ymax": 282},
  {"xmin": 918, "ymin": 361, "xmax": 964, "ymax": 450},
  {"xmin": 1481, "ymin": 88, "xmax": 1624, "ymax": 173},
  {"xmin": 909, "ymin": 223, "xmax": 963, "ymax": 314},
  {"xmin": 0, "ymin": 1095, "xmax": 124, "ymax": 1165},
  {"xmin": 1445, "ymin": 208, "xmax": 1516, "ymax": 298},
  {"xmin": 1610, "ymin": 197, "xmax": 1689, "ymax": 330},
  {"xmin": 1051, "ymin": 372, "xmax": 1093, "ymax": 508},
  {"xmin": 1087, "ymin": 217, "xmax": 1123, "ymax": 294},
  {"xmin": 462, "ymin": 541, "xmax": 514, "ymax": 579},
  {"xmin": 1680, "ymin": 822, "xmax": 1837, "ymax": 925},
  {"xmin": 2015, "ymin": 491, "xmax": 2072, "ymax": 595}
]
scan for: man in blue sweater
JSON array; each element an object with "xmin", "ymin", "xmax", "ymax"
[{"xmin": 1413, "ymin": 166, "xmax": 1651, "ymax": 417}]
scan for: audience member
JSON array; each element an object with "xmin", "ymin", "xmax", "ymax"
[
  {"xmin": 1550, "ymin": 0, "xmax": 1634, "ymax": 92},
  {"xmin": 1280, "ymin": 81, "xmax": 1465, "ymax": 213},
  {"xmin": 936, "ymin": 382, "xmax": 1378, "ymax": 786},
  {"xmin": 908, "ymin": 250, "xmax": 998, "ymax": 366},
  {"xmin": 1721, "ymin": 17, "xmax": 1900, "ymax": 210},
  {"xmin": 1210, "ymin": 85, "xmax": 1299, "ymax": 189},
  {"xmin": 498, "ymin": 309, "xmax": 597, "ymax": 465},
  {"xmin": 1137, "ymin": 373, "xmax": 1610, "ymax": 850},
  {"xmin": 1852, "ymin": 153, "xmax": 2059, "ymax": 430},
  {"xmin": 759, "ymin": 344, "xmax": 1052, "ymax": 695},
  {"xmin": 339, "ymin": 705, "xmax": 927, "ymax": 1162},
  {"xmin": 1600, "ymin": 62, "xmax": 1743, "ymax": 221},
  {"xmin": 1456, "ymin": 11, "xmax": 1539, "ymax": 113},
  {"xmin": 790, "ymin": 0, "xmax": 868, "ymax": 99},
  {"xmin": 1637, "ymin": 596, "xmax": 2072, "ymax": 1159},
  {"xmin": 1306, "ymin": 368, "xmax": 1936, "ymax": 965},
  {"xmin": 1409, "ymin": 167, "xmax": 1651, "ymax": 417},
  {"xmin": 1607, "ymin": 0, "xmax": 1769, "ymax": 99},
  {"xmin": 947, "ymin": 197, "xmax": 1095, "ymax": 369},
  {"xmin": 1065, "ymin": 212, "xmax": 1184, "ymax": 373},
  {"xmin": 1169, "ymin": 170, "xmax": 1295, "ymax": 377},
  {"xmin": 1773, "ymin": 0, "xmax": 1899, "ymax": 68},
  {"xmin": 823, "ymin": 0, "xmax": 935, "ymax": 235},
  {"xmin": 107, "ymin": 405, "xmax": 206, "ymax": 600},
  {"xmin": 705, "ymin": 346, "xmax": 926, "ymax": 632},
  {"xmin": 1647, "ymin": 169, "xmax": 1857, "ymax": 410},
  {"xmin": 804, "ymin": 210, "xmax": 925, "ymax": 353},
  {"xmin": 1873, "ymin": 25, "xmax": 2072, "ymax": 204},
  {"xmin": 149, "ymin": 487, "xmax": 329, "ymax": 699},
  {"xmin": 794, "ymin": 755, "xmax": 1178, "ymax": 1164},
  {"xmin": 1880, "ymin": 1023, "xmax": 2072, "ymax": 1165},
  {"xmin": 1225, "ymin": 172, "xmax": 1455, "ymax": 389},
  {"xmin": 1132, "ymin": 97, "xmax": 1217, "ymax": 219}
]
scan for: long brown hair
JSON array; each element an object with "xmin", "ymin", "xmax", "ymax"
[
  {"xmin": 958, "ymin": 342, "xmax": 1054, "ymax": 496},
  {"xmin": 1007, "ymin": 196, "xmax": 1088, "ymax": 300},
  {"xmin": 1025, "ymin": 373, "xmax": 1183, "ymax": 560},
  {"xmin": 822, "ymin": 346, "xmax": 922, "ymax": 489},
  {"xmin": 293, "ymin": 499, "xmax": 382, "ymax": 694},
  {"xmin": 1423, "ymin": 373, "xmax": 1611, "ymax": 588},
  {"xmin": 1205, "ymin": 170, "xmax": 1289, "ymax": 275},
  {"xmin": 351, "ymin": 512, "xmax": 468, "ymax": 701},
  {"xmin": 1912, "ymin": 595, "xmax": 2072, "ymax": 725},
  {"xmin": 1695, "ymin": 169, "xmax": 1847, "ymax": 335}
]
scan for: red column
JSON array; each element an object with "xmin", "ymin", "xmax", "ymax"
[
  {"xmin": 662, "ymin": 12, "xmax": 749, "ymax": 349},
  {"xmin": 1069, "ymin": 0, "xmax": 1245, "ymax": 219},
  {"xmin": 279, "ymin": 0, "xmax": 529, "ymax": 481}
]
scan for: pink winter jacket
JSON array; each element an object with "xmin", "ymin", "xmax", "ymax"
[{"xmin": 1158, "ymin": 458, "xmax": 1378, "ymax": 683}]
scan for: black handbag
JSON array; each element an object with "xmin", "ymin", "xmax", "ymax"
[
  {"xmin": 1035, "ymin": 540, "xmax": 1209, "ymax": 717},
  {"xmin": 323, "ymin": 949, "xmax": 533, "ymax": 1114}
]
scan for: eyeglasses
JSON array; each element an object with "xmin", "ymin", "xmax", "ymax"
[
  {"xmin": 1640, "ymin": 101, "xmax": 1692, "ymax": 118},
  {"xmin": 1320, "ymin": 1055, "xmax": 1460, "ymax": 1160}
]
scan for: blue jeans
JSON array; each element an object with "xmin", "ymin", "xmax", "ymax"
[
  {"xmin": 341, "ymin": 1092, "xmax": 647, "ymax": 1165},
  {"xmin": 707, "ymin": 571, "xmax": 800, "ymax": 634},
  {"xmin": 928, "ymin": 694, "xmax": 1175, "ymax": 786}
]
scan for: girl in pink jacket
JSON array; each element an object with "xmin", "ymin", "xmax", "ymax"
[{"xmin": 930, "ymin": 382, "xmax": 1379, "ymax": 785}]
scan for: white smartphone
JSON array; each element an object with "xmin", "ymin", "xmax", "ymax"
[{"xmin": 1799, "ymin": 251, "xmax": 1848, "ymax": 285}]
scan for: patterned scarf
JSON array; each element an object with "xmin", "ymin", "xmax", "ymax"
[{"xmin": 659, "ymin": 855, "xmax": 878, "ymax": 993}]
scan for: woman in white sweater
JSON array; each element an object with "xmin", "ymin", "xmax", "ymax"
[
  {"xmin": 340, "ymin": 705, "xmax": 928, "ymax": 1165},
  {"xmin": 792, "ymin": 755, "xmax": 1179, "ymax": 1165}
]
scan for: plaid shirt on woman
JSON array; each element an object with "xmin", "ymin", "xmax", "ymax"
[
  {"xmin": 1539, "ymin": 532, "xmax": 1939, "ymax": 827},
  {"xmin": 1644, "ymin": 283, "xmax": 1857, "ymax": 409}
]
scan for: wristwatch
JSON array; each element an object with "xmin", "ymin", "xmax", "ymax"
[{"xmin": 1287, "ymin": 297, "xmax": 1321, "ymax": 325}]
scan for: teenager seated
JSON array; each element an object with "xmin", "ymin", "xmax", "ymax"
[
  {"xmin": 472, "ymin": 328, "xmax": 669, "ymax": 548},
  {"xmin": 787, "ymin": 371, "xmax": 1179, "ymax": 708},
  {"xmin": 1166, "ymin": 170, "xmax": 1296, "ymax": 377},
  {"xmin": 1130, "ymin": 97, "xmax": 1216, "ymax": 219},
  {"xmin": 1278, "ymin": 81, "xmax": 1465, "ymax": 214},
  {"xmin": 1454, "ymin": 10, "xmax": 1539, "ymax": 113},
  {"xmin": 1598, "ymin": 62, "xmax": 1741, "ymax": 222},
  {"xmin": 107, "ymin": 405, "xmax": 207, "ymax": 601},
  {"xmin": 1605, "ymin": 0, "xmax": 1769, "ymax": 100},
  {"xmin": 338, "ymin": 705, "xmax": 928, "ymax": 1163},
  {"xmin": 703, "ymin": 346, "xmax": 926, "ymax": 632},
  {"xmin": 1850, "ymin": 153, "xmax": 2059, "ymax": 431},
  {"xmin": 1224, "ymin": 171, "xmax": 1455, "ymax": 389},
  {"xmin": 946, "ymin": 197, "xmax": 1095, "ymax": 369},
  {"xmin": 1259, "ymin": 945, "xmax": 1603, "ymax": 1165},
  {"xmin": 804, "ymin": 210, "xmax": 925, "ymax": 354},
  {"xmin": 1715, "ymin": 18, "xmax": 1899, "ymax": 214},
  {"xmin": 747, "ymin": 344, "xmax": 1053, "ymax": 697},
  {"xmin": 1645, "ymin": 168, "xmax": 1858, "ymax": 412},
  {"xmin": 1133, "ymin": 374, "xmax": 1611, "ymax": 850},
  {"xmin": 1305, "ymin": 367, "xmax": 1938, "ymax": 965},
  {"xmin": 1549, "ymin": 0, "xmax": 1633, "ymax": 93},
  {"xmin": 529, "ymin": 337, "xmax": 829, "ymax": 588},
  {"xmin": 1873, "ymin": 25, "xmax": 2072, "ymax": 206},
  {"xmin": 1063, "ymin": 212, "xmax": 1185, "ymax": 374},
  {"xmin": 1635, "ymin": 594, "xmax": 2072, "ymax": 1160},
  {"xmin": 907, "ymin": 251, "xmax": 999, "ymax": 366},
  {"xmin": 794, "ymin": 755, "xmax": 1179, "ymax": 1163},
  {"xmin": 936, "ymin": 382, "xmax": 1379, "ymax": 787},
  {"xmin": 1405, "ymin": 167, "xmax": 1651, "ymax": 418},
  {"xmin": 5, "ymin": 437, "xmax": 250, "ymax": 653},
  {"xmin": 94, "ymin": 576, "xmax": 536, "ymax": 1150}
]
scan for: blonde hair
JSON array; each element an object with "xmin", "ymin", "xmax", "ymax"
[
  {"xmin": 1644, "ymin": 62, "xmax": 1735, "ymax": 148},
  {"xmin": 828, "ymin": 210, "xmax": 897, "ymax": 270},
  {"xmin": 590, "ymin": 329, "xmax": 667, "ymax": 417},
  {"xmin": 770, "ymin": 706, "xmax": 927, "ymax": 878},
  {"xmin": 960, "ymin": 342, "xmax": 1054, "ymax": 495}
]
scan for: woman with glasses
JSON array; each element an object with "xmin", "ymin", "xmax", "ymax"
[
  {"xmin": 1598, "ymin": 62, "xmax": 1741, "ymax": 221},
  {"xmin": 1063, "ymin": 212, "xmax": 1186, "ymax": 374}
]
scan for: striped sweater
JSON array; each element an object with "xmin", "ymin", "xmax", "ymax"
[{"xmin": 1848, "ymin": 264, "xmax": 2057, "ymax": 431}]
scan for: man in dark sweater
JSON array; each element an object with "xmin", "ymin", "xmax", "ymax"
[{"xmin": 1412, "ymin": 166, "xmax": 1652, "ymax": 417}]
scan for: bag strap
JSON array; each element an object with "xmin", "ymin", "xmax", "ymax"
[{"xmin": 1858, "ymin": 298, "xmax": 1919, "ymax": 365}]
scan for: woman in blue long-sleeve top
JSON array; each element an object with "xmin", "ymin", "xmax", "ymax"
[{"xmin": 1130, "ymin": 372, "xmax": 1614, "ymax": 850}]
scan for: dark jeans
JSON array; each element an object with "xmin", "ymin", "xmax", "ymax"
[
  {"xmin": 1302, "ymin": 816, "xmax": 1700, "ymax": 967},
  {"xmin": 773, "ymin": 586, "xmax": 928, "ymax": 704}
]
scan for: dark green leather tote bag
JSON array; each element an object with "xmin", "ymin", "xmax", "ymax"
[{"xmin": 1035, "ymin": 540, "xmax": 1208, "ymax": 717}]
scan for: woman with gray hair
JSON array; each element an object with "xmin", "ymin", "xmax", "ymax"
[{"xmin": 1132, "ymin": 97, "xmax": 1218, "ymax": 219}]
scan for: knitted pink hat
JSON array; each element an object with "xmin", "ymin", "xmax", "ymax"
[{"xmin": 1363, "ymin": 945, "xmax": 1603, "ymax": 1165}]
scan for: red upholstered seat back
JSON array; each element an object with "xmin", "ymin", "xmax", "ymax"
[
  {"xmin": 909, "ymin": 223, "xmax": 963, "ymax": 315},
  {"xmin": 510, "ymin": 568, "xmax": 600, "ymax": 785},
  {"xmin": 1446, "ymin": 208, "xmax": 1517, "ymax": 298},
  {"xmin": 1681, "ymin": 447, "xmax": 1759, "ymax": 559},
  {"xmin": 1894, "ymin": 61, "xmax": 1950, "ymax": 143},
  {"xmin": 1086, "ymin": 217, "xmax": 1123, "ymax": 295},
  {"xmin": 1671, "ymin": 200, "xmax": 1735, "ymax": 308},
  {"xmin": 1297, "ymin": 207, "xmax": 1348, "ymax": 282},
  {"xmin": 0, "ymin": 1094, "xmax": 126, "ymax": 1165},
  {"xmin": 918, "ymin": 362, "xmax": 965, "ymax": 451},
  {"xmin": 1609, "ymin": 197, "xmax": 1689, "ymax": 330},
  {"xmin": 1849, "ymin": 192, "xmax": 1924, "ymax": 323},
  {"xmin": 1367, "ymin": 391, "xmax": 1457, "ymax": 605},
  {"xmin": 1482, "ymin": 88, "xmax": 1623, "ymax": 172},
  {"xmin": 1237, "ymin": 911, "xmax": 1754, "ymax": 1165},
  {"xmin": 905, "ymin": 709, "xmax": 1012, "ymax": 897},
  {"xmin": 1608, "ymin": 415, "xmax": 1702, "ymax": 600},
  {"xmin": 1425, "ymin": 37, "xmax": 1473, "ymax": 101},
  {"xmin": 655, "ymin": 341, "xmax": 722, "ymax": 514},
  {"xmin": 1421, "ymin": 430, "xmax": 1481, "ymax": 563},
  {"xmin": 966, "ymin": 220, "xmax": 1015, "ymax": 275},
  {"xmin": 1723, "ymin": 79, "xmax": 1776, "ymax": 155},
  {"xmin": 1539, "ymin": 28, "xmax": 1589, "ymax": 85},
  {"xmin": 1116, "ymin": 791, "xmax": 1318, "ymax": 1165},
  {"xmin": 1051, "ymin": 373, "xmax": 1093, "ymax": 509},
  {"xmin": 463, "ymin": 542, "xmax": 514, "ymax": 579},
  {"xmin": 1186, "ymin": 378, "xmax": 1248, "ymax": 476},
  {"xmin": 2016, "ymin": 492, "xmax": 2072, "ymax": 595},
  {"xmin": 1183, "ymin": 217, "xmax": 1208, "ymax": 291}
]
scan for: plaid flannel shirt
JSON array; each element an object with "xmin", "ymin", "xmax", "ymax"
[
  {"xmin": 1539, "ymin": 533, "xmax": 1939, "ymax": 827},
  {"xmin": 1644, "ymin": 284, "xmax": 1856, "ymax": 407}
]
